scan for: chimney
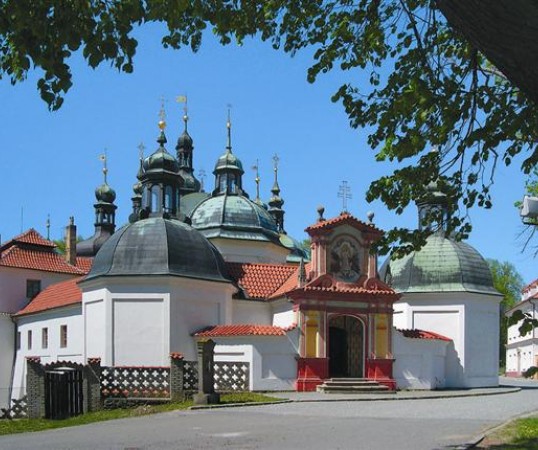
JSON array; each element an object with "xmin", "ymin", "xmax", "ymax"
[{"xmin": 65, "ymin": 216, "xmax": 76, "ymax": 266}]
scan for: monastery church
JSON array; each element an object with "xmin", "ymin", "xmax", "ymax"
[{"xmin": 0, "ymin": 110, "xmax": 502, "ymax": 410}]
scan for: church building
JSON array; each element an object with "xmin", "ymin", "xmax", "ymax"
[{"xmin": 2, "ymin": 107, "xmax": 501, "ymax": 408}]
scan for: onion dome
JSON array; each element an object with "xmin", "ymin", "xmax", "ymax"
[
  {"xmin": 95, "ymin": 183, "xmax": 116, "ymax": 204},
  {"xmin": 178, "ymin": 129, "xmax": 193, "ymax": 150},
  {"xmin": 214, "ymin": 149, "xmax": 244, "ymax": 173},
  {"xmin": 86, "ymin": 217, "xmax": 230, "ymax": 283},
  {"xmin": 143, "ymin": 133, "xmax": 179, "ymax": 174},
  {"xmin": 381, "ymin": 235, "xmax": 497, "ymax": 295},
  {"xmin": 190, "ymin": 195, "xmax": 280, "ymax": 242}
]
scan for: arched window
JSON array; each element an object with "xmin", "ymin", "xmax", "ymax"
[
  {"xmin": 164, "ymin": 185, "xmax": 173, "ymax": 213},
  {"xmin": 151, "ymin": 185, "xmax": 160, "ymax": 213}
]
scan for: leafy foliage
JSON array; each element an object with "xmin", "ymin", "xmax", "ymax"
[
  {"xmin": 487, "ymin": 259, "xmax": 523, "ymax": 367},
  {"xmin": 2, "ymin": 1, "xmax": 538, "ymax": 251}
]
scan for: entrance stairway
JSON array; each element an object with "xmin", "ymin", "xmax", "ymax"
[{"xmin": 316, "ymin": 378, "xmax": 394, "ymax": 394}]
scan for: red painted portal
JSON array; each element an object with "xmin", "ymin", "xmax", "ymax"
[
  {"xmin": 366, "ymin": 358, "xmax": 396, "ymax": 390},
  {"xmin": 296, "ymin": 358, "xmax": 329, "ymax": 392}
]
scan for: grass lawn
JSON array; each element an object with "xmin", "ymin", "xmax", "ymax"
[
  {"xmin": 0, "ymin": 392, "xmax": 280, "ymax": 437},
  {"xmin": 478, "ymin": 416, "xmax": 538, "ymax": 449}
]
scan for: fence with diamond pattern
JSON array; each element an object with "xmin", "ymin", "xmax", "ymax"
[
  {"xmin": 182, "ymin": 361, "xmax": 249, "ymax": 392},
  {"xmin": 101, "ymin": 366, "xmax": 170, "ymax": 399}
]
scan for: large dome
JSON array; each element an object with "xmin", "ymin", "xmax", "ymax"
[
  {"xmin": 86, "ymin": 217, "xmax": 230, "ymax": 282},
  {"xmin": 381, "ymin": 234, "xmax": 498, "ymax": 294},
  {"xmin": 190, "ymin": 194, "xmax": 280, "ymax": 242}
]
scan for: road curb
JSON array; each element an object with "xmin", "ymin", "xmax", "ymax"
[{"xmin": 189, "ymin": 400, "xmax": 292, "ymax": 410}]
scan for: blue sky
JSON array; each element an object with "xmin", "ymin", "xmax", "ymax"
[{"xmin": 0, "ymin": 25, "xmax": 535, "ymax": 285}]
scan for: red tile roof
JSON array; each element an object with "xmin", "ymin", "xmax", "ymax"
[
  {"xmin": 305, "ymin": 212, "xmax": 383, "ymax": 235},
  {"xmin": 0, "ymin": 246, "xmax": 86, "ymax": 275},
  {"xmin": 1, "ymin": 229, "xmax": 56, "ymax": 250},
  {"xmin": 16, "ymin": 277, "xmax": 83, "ymax": 316},
  {"xmin": 193, "ymin": 324, "xmax": 288, "ymax": 337},
  {"xmin": 75, "ymin": 257, "xmax": 93, "ymax": 273},
  {"xmin": 398, "ymin": 329, "xmax": 452, "ymax": 341},
  {"xmin": 0, "ymin": 229, "xmax": 87, "ymax": 275},
  {"xmin": 226, "ymin": 262, "xmax": 297, "ymax": 299}
]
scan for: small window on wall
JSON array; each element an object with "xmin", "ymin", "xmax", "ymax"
[
  {"xmin": 42, "ymin": 327, "xmax": 48, "ymax": 349},
  {"xmin": 60, "ymin": 325, "xmax": 68, "ymax": 348},
  {"xmin": 27, "ymin": 330, "xmax": 32, "ymax": 350},
  {"xmin": 16, "ymin": 332, "xmax": 21, "ymax": 350},
  {"xmin": 26, "ymin": 280, "xmax": 41, "ymax": 299}
]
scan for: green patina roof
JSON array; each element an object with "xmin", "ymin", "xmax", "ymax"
[
  {"xmin": 382, "ymin": 234, "xmax": 499, "ymax": 295},
  {"xmin": 190, "ymin": 194, "xmax": 280, "ymax": 242}
]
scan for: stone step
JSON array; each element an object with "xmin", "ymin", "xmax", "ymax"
[{"xmin": 316, "ymin": 378, "xmax": 395, "ymax": 394}]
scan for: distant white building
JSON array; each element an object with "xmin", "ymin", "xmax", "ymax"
[{"xmin": 505, "ymin": 279, "xmax": 538, "ymax": 377}]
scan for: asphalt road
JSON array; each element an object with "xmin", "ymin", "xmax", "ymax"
[{"xmin": 2, "ymin": 378, "xmax": 538, "ymax": 450}]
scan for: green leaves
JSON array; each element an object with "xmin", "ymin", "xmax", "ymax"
[{"xmin": 2, "ymin": 0, "xmax": 538, "ymax": 251}]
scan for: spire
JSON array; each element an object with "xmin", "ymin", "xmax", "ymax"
[
  {"xmin": 252, "ymin": 159, "xmax": 262, "ymax": 205},
  {"xmin": 46, "ymin": 214, "xmax": 50, "ymax": 240},
  {"xmin": 268, "ymin": 153, "xmax": 285, "ymax": 233},
  {"xmin": 212, "ymin": 106, "xmax": 245, "ymax": 196},
  {"xmin": 100, "ymin": 150, "xmax": 108, "ymax": 184},
  {"xmin": 157, "ymin": 96, "xmax": 167, "ymax": 145},
  {"xmin": 137, "ymin": 102, "xmax": 181, "ymax": 219},
  {"xmin": 175, "ymin": 94, "xmax": 201, "ymax": 195},
  {"xmin": 226, "ymin": 105, "xmax": 232, "ymax": 153}
]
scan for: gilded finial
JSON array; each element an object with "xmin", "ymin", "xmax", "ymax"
[
  {"xmin": 158, "ymin": 96, "xmax": 167, "ymax": 130},
  {"xmin": 46, "ymin": 214, "xmax": 50, "ymax": 240},
  {"xmin": 99, "ymin": 150, "xmax": 108, "ymax": 184}
]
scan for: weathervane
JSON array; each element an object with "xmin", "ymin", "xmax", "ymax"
[
  {"xmin": 338, "ymin": 181, "xmax": 352, "ymax": 212},
  {"xmin": 176, "ymin": 94, "xmax": 188, "ymax": 128},
  {"xmin": 226, "ymin": 103, "xmax": 232, "ymax": 151}
]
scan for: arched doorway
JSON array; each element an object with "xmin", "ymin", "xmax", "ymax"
[{"xmin": 328, "ymin": 315, "xmax": 364, "ymax": 378}]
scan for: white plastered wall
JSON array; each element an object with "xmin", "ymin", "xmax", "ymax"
[
  {"xmin": 81, "ymin": 275, "xmax": 236, "ymax": 365},
  {"xmin": 393, "ymin": 291, "xmax": 500, "ymax": 387},
  {"xmin": 214, "ymin": 329, "xmax": 299, "ymax": 391},
  {"xmin": 392, "ymin": 330, "xmax": 448, "ymax": 389},
  {"xmin": 12, "ymin": 305, "xmax": 83, "ymax": 400},
  {"xmin": 506, "ymin": 300, "xmax": 538, "ymax": 375},
  {"xmin": 232, "ymin": 299, "xmax": 271, "ymax": 325}
]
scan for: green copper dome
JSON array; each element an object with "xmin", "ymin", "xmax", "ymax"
[
  {"xmin": 190, "ymin": 194, "xmax": 279, "ymax": 242},
  {"xmin": 214, "ymin": 150, "xmax": 244, "ymax": 173},
  {"xmin": 95, "ymin": 183, "xmax": 116, "ymax": 203},
  {"xmin": 382, "ymin": 234, "xmax": 498, "ymax": 295}
]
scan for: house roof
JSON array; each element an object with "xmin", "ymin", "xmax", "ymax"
[
  {"xmin": 226, "ymin": 262, "xmax": 297, "ymax": 299},
  {"xmin": 0, "ymin": 229, "xmax": 87, "ymax": 275},
  {"xmin": 0, "ymin": 228, "xmax": 56, "ymax": 250},
  {"xmin": 75, "ymin": 257, "xmax": 93, "ymax": 273},
  {"xmin": 193, "ymin": 324, "xmax": 288, "ymax": 337},
  {"xmin": 398, "ymin": 329, "xmax": 452, "ymax": 342},
  {"xmin": 16, "ymin": 277, "xmax": 84, "ymax": 316}
]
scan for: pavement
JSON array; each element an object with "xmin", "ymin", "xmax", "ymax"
[{"xmin": 1, "ymin": 377, "xmax": 537, "ymax": 450}]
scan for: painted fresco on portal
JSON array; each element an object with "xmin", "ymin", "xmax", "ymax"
[{"xmin": 330, "ymin": 237, "xmax": 361, "ymax": 283}]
